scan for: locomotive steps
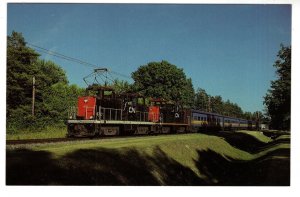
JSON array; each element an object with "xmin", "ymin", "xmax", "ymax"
[{"xmin": 6, "ymin": 130, "xmax": 290, "ymax": 185}]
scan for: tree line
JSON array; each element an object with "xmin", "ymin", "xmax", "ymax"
[
  {"xmin": 114, "ymin": 47, "xmax": 291, "ymax": 130},
  {"xmin": 7, "ymin": 31, "xmax": 85, "ymax": 133},
  {"xmin": 264, "ymin": 45, "xmax": 291, "ymax": 130},
  {"xmin": 121, "ymin": 60, "xmax": 263, "ymax": 121},
  {"xmin": 194, "ymin": 88, "xmax": 263, "ymax": 121},
  {"xmin": 6, "ymin": 31, "xmax": 290, "ymax": 133}
]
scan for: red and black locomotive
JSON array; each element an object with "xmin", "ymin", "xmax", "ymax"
[
  {"xmin": 67, "ymin": 69, "xmax": 257, "ymax": 137},
  {"xmin": 67, "ymin": 84, "xmax": 191, "ymax": 137}
]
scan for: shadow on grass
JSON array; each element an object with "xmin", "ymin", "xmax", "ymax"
[
  {"xmin": 195, "ymin": 148, "xmax": 290, "ymax": 186},
  {"xmin": 200, "ymin": 130, "xmax": 290, "ymax": 154},
  {"xmin": 6, "ymin": 147, "xmax": 205, "ymax": 185},
  {"xmin": 6, "ymin": 131, "xmax": 290, "ymax": 186},
  {"xmin": 262, "ymin": 130, "xmax": 290, "ymax": 140}
]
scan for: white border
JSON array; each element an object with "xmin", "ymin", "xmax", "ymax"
[{"xmin": 1, "ymin": 1, "xmax": 299, "ymax": 197}]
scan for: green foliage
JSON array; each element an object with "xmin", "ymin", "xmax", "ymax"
[
  {"xmin": 181, "ymin": 78, "xmax": 195, "ymax": 107},
  {"xmin": 111, "ymin": 79, "xmax": 134, "ymax": 94},
  {"xmin": 132, "ymin": 60, "xmax": 195, "ymax": 107},
  {"xmin": 7, "ymin": 31, "xmax": 267, "ymax": 136},
  {"xmin": 6, "ymin": 31, "xmax": 84, "ymax": 133},
  {"xmin": 194, "ymin": 88, "xmax": 252, "ymax": 119},
  {"xmin": 210, "ymin": 95, "xmax": 224, "ymax": 114},
  {"xmin": 223, "ymin": 100, "xmax": 244, "ymax": 118},
  {"xmin": 6, "ymin": 132, "xmax": 289, "ymax": 185},
  {"xmin": 264, "ymin": 45, "xmax": 291, "ymax": 130},
  {"xmin": 6, "ymin": 126, "xmax": 67, "ymax": 140},
  {"xmin": 243, "ymin": 111, "xmax": 253, "ymax": 120},
  {"xmin": 7, "ymin": 31, "xmax": 40, "ymax": 112},
  {"xmin": 194, "ymin": 88, "xmax": 209, "ymax": 111},
  {"xmin": 35, "ymin": 59, "xmax": 69, "ymax": 86},
  {"xmin": 42, "ymin": 83, "xmax": 85, "ymax": 124}
]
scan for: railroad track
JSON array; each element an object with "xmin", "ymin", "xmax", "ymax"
[
  {"xmin": 5, "ymin": 134, "xmax": 159, "ymax": 145},
  {"xmin": 6, "ymin": 131, "xmax": 285, "ymax": 146},
  {"xmin": 6, "ymin": 137, "xmax": 83, "ymax": 145},
  {"xmin": 6, "ymin": 132, "xmax": 199, "ymax": 145}
]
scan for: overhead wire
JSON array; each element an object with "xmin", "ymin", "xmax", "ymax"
[
  {"xmin": 27, "ymin": 42, "xmax": 98, "ymax": 69},
  {"xmin": 110, "ymin": 70, "xmax": 132, "ymax": 80},
  {"xmin": 32, "ymin": 48, "xmax": 92, "ymax": 68},
  {"xmin": 26, "ymin": 42, "xmax": 150, "ymax": 87},
  {"xmin": 27, "ymin": 43, "xmax": 191, "ymax": 106}
]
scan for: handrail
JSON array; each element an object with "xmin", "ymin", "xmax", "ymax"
[
  {"xmin": 68, "ymin": 105, "xmax": 184, "ymax": 123},
  {"xmin": 98, "ymin": 106, "xmax": 152, "ymax": 122}
]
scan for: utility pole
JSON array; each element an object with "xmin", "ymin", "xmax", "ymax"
[
  {"xmin": 32, "ymin": 76, "xmax": 35, "ymax": 116},
  {"xmin": 208, "ymin": 97, "xmax": 211, "ymax": 112},
  {"xmin": 256, "ymin": 111, "xmax": 260, "ymax": 131}
]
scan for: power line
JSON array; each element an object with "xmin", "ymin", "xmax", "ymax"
[
  {"xmin": 110, "ymin": 70, "xmax": 132, "ymax": 80},
  {"xmin": 26, "ymin": 43, "xmax": 189, "ymax": 101},
  {"xmin": 32, "ymin": 48, "xmax": 94, "ymax": 68},
  {"xmin": 27, "ymin": 42, "xmax": 134, "ymax": 83},
  {"xmin": 27, "ymin": 42, "xmax": 98, "ymax": 68}
]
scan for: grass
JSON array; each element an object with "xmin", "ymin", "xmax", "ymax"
[
  {"xmin": 6, "ymin": 130, "xmax": 290, "ymax": 185},
  {"xmin": 15, "ymin": 134, "xmax": 253, "ymax": 177},
  {"xmin": 237, "ymin": 130, "xmax": 273, "ymax": 143},
  {"xmin": 6, "ymin": 126, "xmax": 66, "ymax": 140}
]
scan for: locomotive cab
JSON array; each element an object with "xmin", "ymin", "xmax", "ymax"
[
  {"xmin": 149, "ymin": 98, "xmax": 187, "ymax": 124},
  {"xmin": 84, "ymin": 85, "xmax": 149, "ymax": 121}
]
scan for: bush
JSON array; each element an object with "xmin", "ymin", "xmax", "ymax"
[{"xmin": 6, "ymin": 105, "xmax": 65, "ymax": 134}]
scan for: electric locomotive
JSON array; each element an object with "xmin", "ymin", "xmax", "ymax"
[
  {"xmin": 67, "ymin": 69, "xmax": 257, "ymax": 137},
  {"xmin": 67, "ymin": 84, "xmax": 191, "ymax": 137},
  {"xmin": 67, "ymin": 84, "xmax": 256, "ymax": 137}
]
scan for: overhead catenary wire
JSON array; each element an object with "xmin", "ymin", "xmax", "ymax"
[
  {"xmin": 26, "ymin": 43, "xmax": 158, "ymax": 88},
  {"xmin": 110, "ymin": 70, "xmax": 132, "ymax": 80},
  {"xmin": 27, "ymin": 43, "xmax": 195, "ymax": 111},
  {"xmin": 27, "ymin": 42, "xmax": 98, "ymax": 69},
  {"xmin": 32, "ymin": 48, "xmax": 95, "ymax": 68},
  {"xmin": 27, "ymin": 42, "xmax": 134, "ymax": 81}
]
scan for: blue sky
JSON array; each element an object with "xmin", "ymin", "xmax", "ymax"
[{"xmin": 7, "ymin": 4, "xmax": 291, "ymax": 113}]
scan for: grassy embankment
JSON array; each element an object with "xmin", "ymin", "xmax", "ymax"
[
  {"xmin": 6, "ymin": 126, "xmax": 66, "ymax": 140},
  {"xmin": 6, "ymin": 130, "xmax": 290, "ymax": 186}
]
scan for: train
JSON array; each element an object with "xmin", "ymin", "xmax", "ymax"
[{"xmin": 67, "ymin": 84, "xmax": 257, "ymax": 137}]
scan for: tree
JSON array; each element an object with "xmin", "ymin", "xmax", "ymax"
[
  {"xmin": 34, "ymin": 59, "xmax": 69, "ymax": 104},
  {"xmin": 181, "ymin": 78, "xmax": 195, "ymax": 107},
  {"xmin": 223, "ymin": 100, "xmax": 242, "ymax": 117},
  {"xmin": 210, "ymin": 95, "xmax": 223, "ymax": 114},
  {"xmin": 131, "ymin": 60, "xmax": 195, "ymax": 107},
  {"xmin": 194, "ymin": 88, "xmax": 249, "ymax": 119},
  {"xmin": 243, "ymin": 111, "xmax": 253, "ymax": 120},
  {"xmin": 194, "ymin": 88, "xmax": 209, "ymax": 111},
  {"xmin": 6, "ymin": 31, "xmax": 82, "ymax": 132},
  {"xmin": 36, "ymin": 59, "xmax": 68, "ymax": 86},
  {"xmin": 42, "ymin": 83, "xmax": 85, "ymax": 124},
  {"xmin": 264, "ymin": 45, "xmax": 291, "ymax": 130},
  {"xmin": 7, "ymin": 31, "xmax": 40, "ymax": 114},
  {"xmin": 111, "ymin": 79, "xmax": 133, "ymax": 94}
]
